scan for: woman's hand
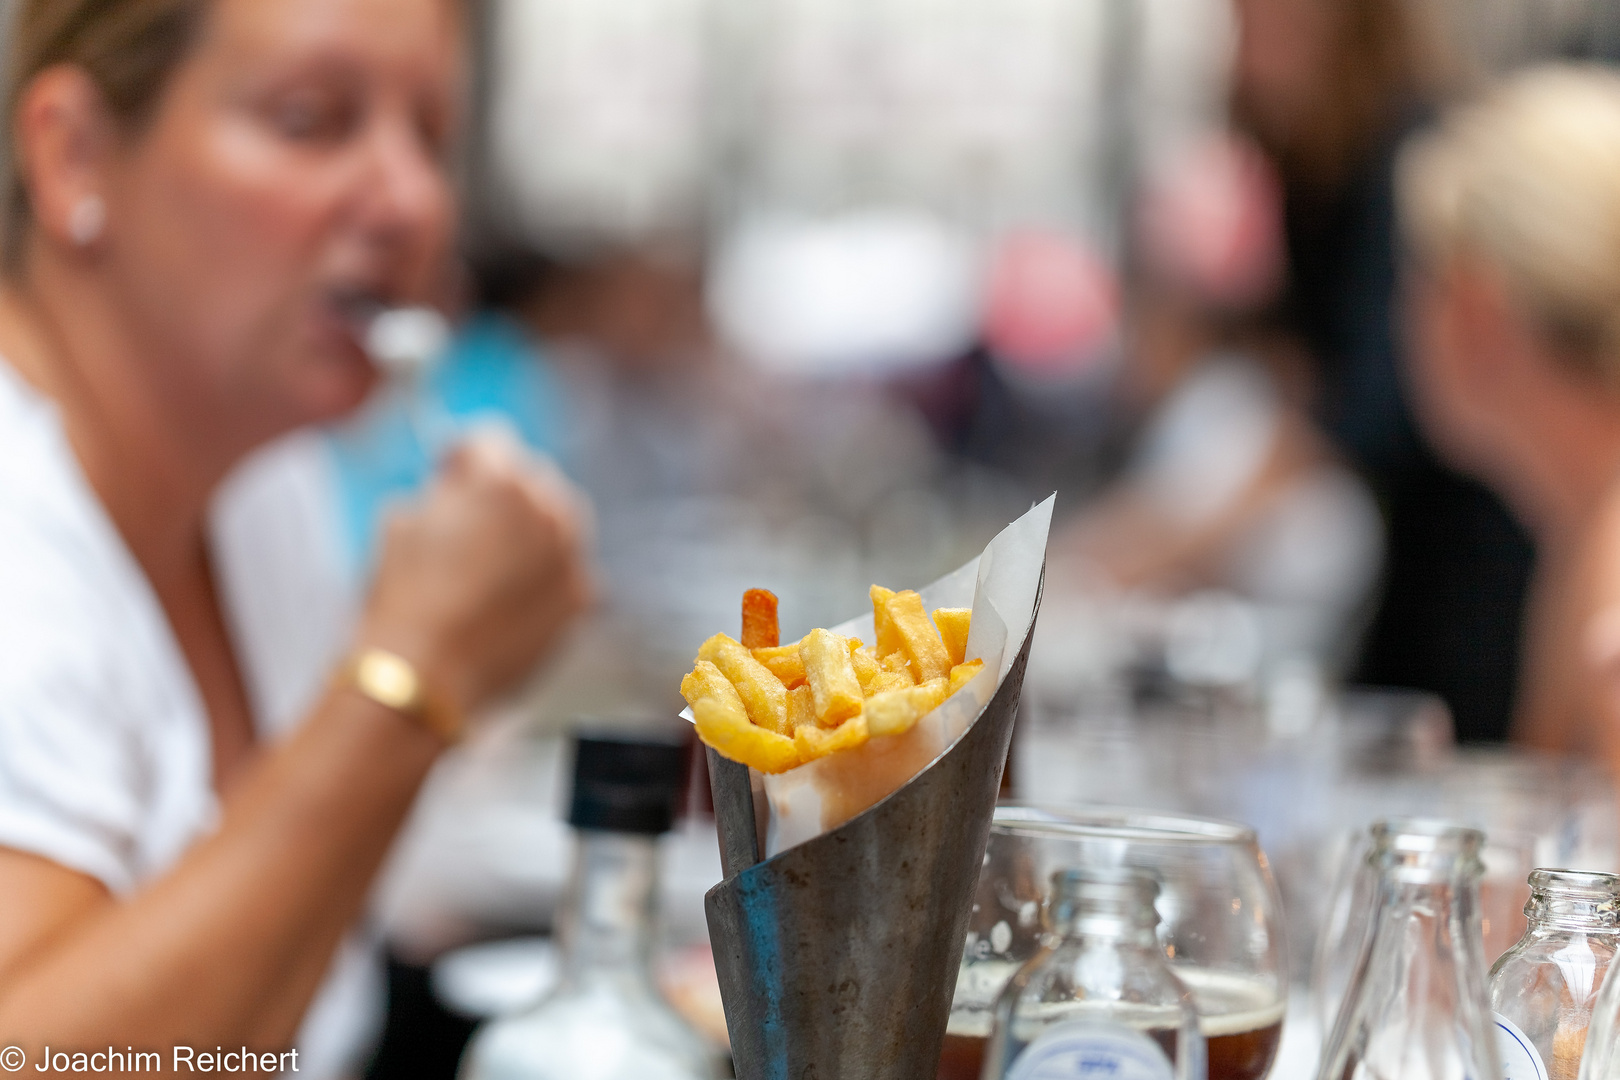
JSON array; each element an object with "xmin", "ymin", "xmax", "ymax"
[{"xmin": 357, "ymin": 432, "xmax": 593, "ymax": 717}]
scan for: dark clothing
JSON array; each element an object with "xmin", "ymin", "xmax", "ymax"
[{"xmin": 1282, "ymin": 120, "xmax": 1536, "ymax": 743}]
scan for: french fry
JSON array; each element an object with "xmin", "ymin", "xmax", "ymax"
[
  {"xmin": 864, "ymin": 677, "xmax": 951, "ymax": 738},
  {"xmin": 870, "ymin": 653, "xmax": 915, "ymax": 695},
  {"xmin": 850, "ymin": 648, "xmax": 881, "ymax": 693},
  {"xmin": 863, "ymin": 687, "xmax": 916, "ymax": 738},
  {"xmin": 867, "ymin": 670, "xmax": 913, "ymax": 696},
  {"xmin": 752, "ymin": 642, "xmax": 806, "ymax": 688},
  {"xmin": 683, "ymin": 659, "xmax": 802, "ymax": 773},
  {"xmin": 870, "ymin": 585, "xmax": 903, "ymax": 657},
  {"xmin": 932, "ymin": 608, "xmax": 971, "ymax": 667},
  {"xmin": 685, "ymin": 585, "xmax": 993, "ymax": 771},
  {"xmin": 801, "ymin": 628, "xmax": 864, "ymax": 726},
  {"xmin": 913, "ymin": 676, "xmax": 952, "ymax": 716},
  {"xmin": 742, "ymin": 588, "xmax": 780, "ymax": 648},
  {"xmin": 787, "ymin": 683, "xmax": 817, "ymax": 730},
  {"xmin": 949, "ymin": 658, "xmax": 986, "ymax": 693},
  {"xmin": 681, "ymin": 659, "xmax": 742, "ymax": 711},
  {"xmin": 693, "ymin": 697, "xmax": 802, "ymax": 773},
  {"xmin": 794, "ymin": 714, "xmax": 869, "ymax": 761},
  {"xmin": 885, "ymin": 590, "xmax": 953, "ymax": 682},
  {"xmin": 754, "ymin": 635, "xmax": 863, "ymax": 688},
  {"xmin": 697, "ymin": 633, "xmax": 790, "ymax": 735}
]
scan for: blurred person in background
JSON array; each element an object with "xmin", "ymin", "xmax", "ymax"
[
  {"xmin": 0, "ymin": 0, "xmax": 589, "ymax": 1074},
  {"xmin": 1398, "ymin": 65, "xmax": 1620, "ymax": 767},
  {"xmin": 1231, "ymin": 0, "xmax": 1537, "ymax": 741},
  {"xmin": 1055, "ymin": 135, "xmax": 1382, "ymax": 670}
]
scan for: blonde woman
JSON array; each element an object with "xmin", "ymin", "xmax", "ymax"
[
  {"xmin": 1400, "ymin": 65, "xmax": 1620, "ymax": 760},
  {"xmin": 0, "ymin": 0, "xmax": 589, "ymax": 1073}
]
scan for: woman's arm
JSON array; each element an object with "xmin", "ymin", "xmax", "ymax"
[
  {"xmin": 0, "ymin": 689, "xmax": 437, "ymax": 1051},
  {"xmin": 0, "ymin": 437, "xmax": 590, "ymax": 1054}
]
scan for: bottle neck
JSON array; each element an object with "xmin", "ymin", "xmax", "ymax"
[
  {"xmin": 1050, "ymin": 909, "xmax": 1161, "ymax": 952},
  {"xmin": 1365, "ymin": 873, "xmax": 1490, "ymax": 995},
  {"xmin": 1526, "ymin": 888, "xmax": 1620, "ymax": 934},
  {"xmin": 1321, "ymin": 871, "xmax": 1495, "ymax": 1080},
  {"xmin": 558, "ymin": 829, "xmax": 659, "ymax": 985}
]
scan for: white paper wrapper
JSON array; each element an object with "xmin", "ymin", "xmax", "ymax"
[{"xmin": 704, "ymin": 496, "xmax": 1052, "ymax": 857}]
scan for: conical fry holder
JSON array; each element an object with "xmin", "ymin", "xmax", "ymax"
[{"xmin": 704, "ymin": 578, "xmax": 1041, "ymax": 1080}]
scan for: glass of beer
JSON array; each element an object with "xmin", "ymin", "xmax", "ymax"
[{"xmin": 940, "ymin": 804, "xmax": 1286, "ymax": 1080}]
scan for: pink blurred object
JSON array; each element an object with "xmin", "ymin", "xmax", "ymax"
[
  {"xmin": 658, "ymin": 943, "xmax": 730, "ymax": 1051},
  {"xmin": 982, "ymin": 228, "xmax": 1120, "ymax": 381},
  {"xmin": 1138, "ymin": 134, "xmax": 1284, "ymax": 310}
]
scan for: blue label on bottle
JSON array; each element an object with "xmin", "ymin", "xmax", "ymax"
[
  {"xmin": 1493, "ymin": 1013, "xmax": 1548, "ymax": 1080},
  {"xmin": 1006, "ymin": 1020, "xmax": 1176, "ymax": 1080}
]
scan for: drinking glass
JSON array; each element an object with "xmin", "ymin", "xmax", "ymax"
[{"xmin": 941, "ymin": 803, "xmax": 1288, "ymax": 1080}]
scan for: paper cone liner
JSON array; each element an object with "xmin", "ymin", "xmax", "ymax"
[{"xmin": 704, "ymin": 575, "xmax": 1040, "ymax": 1080}]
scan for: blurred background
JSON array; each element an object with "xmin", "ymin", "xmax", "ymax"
[{"xmin": 269, "ymin": 0, "xmax": 1620, "ymax": 1074}]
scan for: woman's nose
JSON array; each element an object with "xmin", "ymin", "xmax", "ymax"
[{"xmin": 353, "ymin": 115, "xmax": 449, "ymax": 251}]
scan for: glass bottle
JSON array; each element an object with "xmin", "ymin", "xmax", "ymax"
[
  {"xmin": 459, "ymin": 733, "xmax": 718, "ymax": 1080},
  {"xmin": 982, "ymin": 867, "xmax": 1205, "ymax": 1080},
  {"xmin": 1489, "ymin": 869, "xmax": 1620, "ymax": 1080},
  {"xmin": 1317, "ymin": 818, "xmax": 1498, "ymax": 1080}
]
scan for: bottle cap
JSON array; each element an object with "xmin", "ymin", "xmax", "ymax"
[{"xmin": 568, "ymin": 729, "xmax": 689, "ymax": 835}]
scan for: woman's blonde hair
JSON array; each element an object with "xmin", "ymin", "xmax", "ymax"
[
  {"xmin": 1400, "ymin": 64, "xmax": 1620, "ymax": 384},
  {"xmin": 1, "ymin": 0, "xmax": 206, "ymax": 268}
]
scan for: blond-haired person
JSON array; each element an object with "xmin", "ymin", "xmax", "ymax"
[
  {"xmin": 1401, "ymin": 65, "xmax": 1620, "ymax": 760},
  {"xmin": 0, "ymin": 0, "xmax": 590, "ymax": 1073}
]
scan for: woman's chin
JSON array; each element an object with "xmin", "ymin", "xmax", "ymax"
[{"xmin": 292, "ymin": 355, "xmax": 380, "ymax": 427}]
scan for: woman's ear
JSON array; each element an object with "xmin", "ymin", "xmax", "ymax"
[
  {"xmin": 1403, "ymin": 256, "xmax": 1535, "ymax": 482},
  {"xmin": 1446, "ymin": 257, "xmax": 1545, "ymax": 389},
  {"xmin": 13, "ymin": 65, "xmax": 115, "ymax": 254}
]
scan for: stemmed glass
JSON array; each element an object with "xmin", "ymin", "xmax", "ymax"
[{"xmin": 942, "ymin": 803, "xmax": 1288, "ymax": 1080}]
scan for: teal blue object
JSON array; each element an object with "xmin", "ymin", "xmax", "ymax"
[{"xmin": 325, "ymin": 312, "xmax": 568, "ymax": 577}]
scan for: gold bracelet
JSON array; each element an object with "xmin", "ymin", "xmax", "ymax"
[{"xmin": 340, "ymin": 648, "xmax": 463, "ymax": 745}]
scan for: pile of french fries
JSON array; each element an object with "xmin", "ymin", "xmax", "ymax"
[{"xmin": 681, "ymin": 587, "xmax": 985, "ymax": 773}]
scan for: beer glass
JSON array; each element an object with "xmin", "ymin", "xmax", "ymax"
[{"xmin": 942, "ymin": 803, "xmax": 1287, "ymax": 1080}]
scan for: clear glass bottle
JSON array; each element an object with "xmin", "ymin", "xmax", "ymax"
[
  {"xmin": 982, "ymin": 867, "xmax": 1205, "ymax": 1080},
  {"xmin": 459, "ymin": 734, "xmax": 718, "ymax": 1080},
  {"xmin": 1489, "ymin": 869, "xmax": 1620, "ymax": 1080},
  {"xmin": 1317, "ymin": 818, "xmax": 1498, "ymax": 1080}
]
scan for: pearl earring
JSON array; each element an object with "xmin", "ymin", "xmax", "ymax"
[{"xmin": 67, "ymin": 195, "xmax": 105, "ymax": 246}]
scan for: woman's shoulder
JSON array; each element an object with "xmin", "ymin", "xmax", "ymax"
[
  {"xmin": 0, "ymin": 371, "xmax": 214, "ymax": 892},
  {"xmin": 0, "ymin": 392, "xmax": 194, "ymax": 727}
]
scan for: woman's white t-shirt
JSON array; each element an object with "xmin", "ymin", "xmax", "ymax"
[{"xmin": 0, "ymin": 361, "xmax": 379, "ymax": 1077}]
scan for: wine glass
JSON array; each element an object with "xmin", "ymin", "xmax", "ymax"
[{"xmin": 942, "ymin": 803, "xmax": 1288, "ymax": 1080}]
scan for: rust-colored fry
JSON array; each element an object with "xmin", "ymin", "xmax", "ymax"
[{"xmin": 741, "ymin": 588, "xmax": 780, "ymax": 649}]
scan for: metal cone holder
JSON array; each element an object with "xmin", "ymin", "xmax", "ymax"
[{"xmin": 704, "ymin": 577, "xmax": 1042, "ymax": 1080}]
